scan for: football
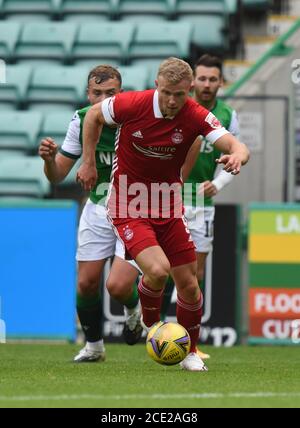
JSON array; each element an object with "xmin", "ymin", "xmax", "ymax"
[{"xmin": 146, "ymin": 321, "xmax": 191, "ymax": 365}]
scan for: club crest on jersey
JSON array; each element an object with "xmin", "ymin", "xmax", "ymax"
[
  {"xmin": 123, "ymin": 226, "xmax": 134, "ymax": 241},
  {"xmin": 205, "ymin": 112, "xmax": 222, "ymax": 129},
  {"xmin": 171, "ymin": 129, "xmax": 183, "ymax": 145}
]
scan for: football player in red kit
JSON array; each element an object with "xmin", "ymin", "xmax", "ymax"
[{"xmin": 77, "ymin": 57, "xmax": 249, "ymax": 371}]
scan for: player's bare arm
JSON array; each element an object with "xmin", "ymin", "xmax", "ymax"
[
  {"xmin": 39, "ymin": 137, "xmax": 76, "ymax": 184},
  {"xmin": 181, "ymin": 137, "xmax": 202, "ymax": 182},
  {"xmin": 76, "ymin": 102, "xmax": 105, "ymax": 191},
  {"xmin": 214, "ymin": 133, "xmax": 250, "ymax": 175}
]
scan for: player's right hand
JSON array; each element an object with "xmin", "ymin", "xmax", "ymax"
[
  {"xmin": 76, "ymin": 162, "xmax": 97, "ymax": 192},
  {"xmin": 201, "ymin": 180, "xmax": 218, "ymax": 197},
  {"xmin": 39, "ymin": 137, "xmax": 58, "ymax": 162}
]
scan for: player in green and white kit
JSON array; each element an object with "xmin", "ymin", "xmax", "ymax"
[
  {"xmin": 161, "ymin": 55, "xmax": 240, "ymax": 359},
  {"xmin": 39, "ymin": 66, "xmax": 141, "ymax": 363}
]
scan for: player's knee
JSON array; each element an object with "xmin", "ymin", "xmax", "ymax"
[
  {"xmin": 78, "ymin": 276, "xmax": 99, "ymax": 297},
  {"xmin": 148, "ymin": 262, "xmax": 170, "ymax": 285},
  {"xmin": 106, "ymin": 277, "xmax": 128, "ymax": 300},
  {"xmin": 179, "ymin": 280, "xmax": 201, "ymax": 303}
]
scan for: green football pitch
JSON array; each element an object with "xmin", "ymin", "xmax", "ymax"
[{"xmin": 0, "ymin": 344, "xmax": 299, "ymax": 408}]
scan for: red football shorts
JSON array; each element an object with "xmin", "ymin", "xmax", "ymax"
[{"xmin": 110, "ymin": 216, "xmax": 196, "ymax": 267}]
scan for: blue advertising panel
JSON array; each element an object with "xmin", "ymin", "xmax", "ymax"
[{"xmin": 0, "ymin": 200, "xmax": 78, "ymax": 341}]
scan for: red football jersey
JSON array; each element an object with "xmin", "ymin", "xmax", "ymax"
[{"xmin": 101, "ymin": 89, "xmax": 228, "ymax": 219}]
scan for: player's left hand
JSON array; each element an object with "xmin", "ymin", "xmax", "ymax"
[{"xmin": 216, "ymin": 154, "xmax": 242, "ymax": 175}]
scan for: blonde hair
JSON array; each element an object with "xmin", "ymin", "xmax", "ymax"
[{"xmin": 157, "ymin": 57, "xmax": 193, "ymax": 84}]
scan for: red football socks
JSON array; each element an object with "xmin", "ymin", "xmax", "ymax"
[
  {"xmin": 138, "ymin": 277, "xmax": 163, "ymax": 328},
  {"xmin": 176, "ymin": 294, "xmax": 203, "ymax": 353}
]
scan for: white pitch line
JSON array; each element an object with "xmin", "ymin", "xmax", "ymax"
[{"xmin": 0, "ymin": 392, "xmax": 299, "ymax": 402}]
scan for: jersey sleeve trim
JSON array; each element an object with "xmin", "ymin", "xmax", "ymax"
[
  {"xmin": 59, "ymin": 148, "xmax": 81, "ymax": 160},
  {"xmin": 60, "ymin": 111, "xmax": 82, "ymax": 157},
  {"xmin": 206, "ymin": 128, "xmax": 229, "ymax": 144},
  {"xmin": 102, "ymin": 97, "xmax": 117, "ymax": 125}
]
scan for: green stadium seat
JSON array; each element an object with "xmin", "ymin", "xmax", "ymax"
[
  {"xmin": 128, "ymin": 59, "xmax": 161, "ymax": 88},
  {"xmin": 15, "ymin": 22, "xmax": 77, "ymax": 64},
  {"xmin": 4, "ymin": 13, "xmax": 52, "ymax": 22},
  {"xmin": 73, "ymin": 22, "xmax": 135, "ymax": 64},
  {"xmin": 117, "ymin": 66, "xmax": 149, "ymax": 91},
  {"xmin": 39, "ymin": 111, "xmax": 74, "ymax": 147},
  {"xmin": 0, "ymin": 21, "xmax": 21, "ymax": 62},
  {"xmin": 63, "ymin": 13, "xmax": 109, "ymax": 22},
  {"xmin": 28, "ymin": 104, "xmax": 76, "ymax": 113},
  {"xmin": 1, "ymin": 0, "xmax": 60, "ymax": 12},
  {"xmin": 146, "ymin": 61, "xmax": 162, "ymax": 88},
  {"xmin": 117, "ymin": 0, "xmax": 175, "ymax": 18},
  {"xmin": 73, "ymin": 59, "xmax": 121, "ymax": 68},
  {"xmin": 0, "ymin": 103, "xmax": 17, "ymax": 111},
  {"xmin": 59, "ymin": 0, "xmax": 116, "ymax": 19},
  {"xmin": 27, "ymin": 66, "xmax": 87, "ymax": 111},
  {"xmin": 225, "ymin": 0, "xmax": 239, "ymax": 14},
  {"xmin": 175, "ymin": 0, "xmax": 226, "ymax": 14},
  {"xmin": 0, "ymin": 65, "xmax": 32, "ymax": 109},
  {"xmin": 119, "ymin": 14, "xmax": 167, "ymax": 21},
  {"xmin": 1, "ymin": 0, "xmax": 61, "ymax": 20},
  {"xmin": 0, "ymin": 111, "xmax": 43, "ymax": 152},
  {"xmin": 179, "ymin": 14, "xmax": 228, "ymax": 51},
  {"xmin": 129, "ymin": 22, "xmax": 193, "ymax": 61},
  {"xmin": 0, "ymin": 150, "xmax": 28, "ymax": 158},
  {"xmin": 0, "ymin": 156, "xmax": 50, "ymax": 198}
]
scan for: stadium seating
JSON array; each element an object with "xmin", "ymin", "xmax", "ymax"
[
  {"xmin": 129, "ymin": 22, "xmax": 193, "ymax": 62},
  {"xmin": 117, "ymin": 0, "xmax": 175, "ymax": 19},
  {"xmin": 0, "ymin": 21, "xmax": 21, "ymax": 62},
  {"xmin": 0, "ymin": 0, "xmax": 60, "ymax": 18},
  {"xmin": 0, "ymin": 65, "xmax": 32, "ymax": 110},
  {"xmin": 118, "ymin": 65, "xmax": 149, "ymax": 91},
  {"xmin": 145, "ymin": 61, "xmax": 161, "ymax": 88},
  {"xmin": 72, "ymin": 22, "xmax": 134, "ymax": 64},
  {"xmin": 59, "ymin": 0, "xmax": 116, "ymax": 20},
  {"xmin": 26, "ymin": 66, "xmax": 87, "ymax": 111},
  {"xmin": 178, "ymin": 14, "xmax": 228, "ymax": 52},
  {"xmin": 39, "ymin": 111, "xmax": 74, "ymax": 147},
  {"xmin": 14, "ymin": 22, "xmax": 77, "ymax": 64},
  {"xmin": 128, "ymin": 60, "xmax": 161, "ymax": 88},
  {"xmin": 0, "ymin": 111, "xmax": 43, "ymax": 152},
  {"xmin": 38, "ymin": 110, "xmax": 81, "ymax": 186},
  {"xmin": 0, "ymin": 150, "xmax": 28, "ymax": 158},
  {"xmin": 0, "ymin": 156, "xmax": 51, "ymax": 198},
  {"xmin": 174, "ymin": 0, "xmax": 227, "ymax": 14},
  {"xmin": 72, "ymin": 58, "xmax": 121, "ymax": 68}
]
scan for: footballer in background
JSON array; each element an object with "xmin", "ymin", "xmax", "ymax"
[{"xmin": 39, "ymin": 65, "xmax": 142, "ymax": 363}]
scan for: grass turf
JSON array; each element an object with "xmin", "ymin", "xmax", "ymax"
[{"xmin": 0, "ymin": 344, "xmax": 299, "ymax": 408}]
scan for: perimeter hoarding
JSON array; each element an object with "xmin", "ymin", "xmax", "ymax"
[{"xmin": 248, "ymin": 203, "xmax": 300, "ymax": 345}]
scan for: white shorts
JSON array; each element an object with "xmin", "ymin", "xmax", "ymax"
[
  {"xmin": 76, "ymin": 200, "xmax": 140, "ymax": 272},
  {"xmin": 76, "ymin": 200, "xmax": 116, "ymax": 261},
  {"xmin": 184, "ymin": 206, "xmax": 215, "ymax": 253}
]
